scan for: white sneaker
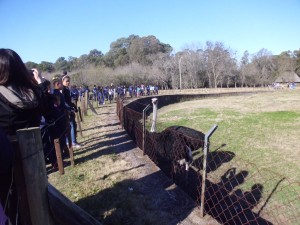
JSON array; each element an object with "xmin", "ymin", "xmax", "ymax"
[{"xmin": 72, "ymin": 143, "xmax": 81, "ymax": 148}]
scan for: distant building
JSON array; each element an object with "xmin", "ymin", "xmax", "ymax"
[{"xmin": 274, "ymin": 71, "xmax": 300, "ymax": 84}]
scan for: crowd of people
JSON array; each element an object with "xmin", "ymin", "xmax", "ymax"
[
  {"xmin": 269, "ymin": 82, "xmax": 297, "ymax": 90},
  {"xmin": 40, "ymin": 71, "xmax": 81, "ymax": 171},
  {"xmin": 69, "ymin": 83, "xmax": 160, "ymax": 106},
  {"xmin": 0, "ymin": 48, "xmax": 162, "ymax": 224}
]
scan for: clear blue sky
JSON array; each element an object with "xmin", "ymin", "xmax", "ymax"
[{"xmin": 1, "ymin": 0, "xmax": 299, "ymax": 63}]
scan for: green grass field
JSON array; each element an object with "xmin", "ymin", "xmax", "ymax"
[{"xmin": 155, "ymin": 88, "xmax": 300, "ymax": 223}]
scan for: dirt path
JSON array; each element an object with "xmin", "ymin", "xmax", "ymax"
[{"xmin": 48, "ymin": 103, "xmax": 219, "ymax": 225}]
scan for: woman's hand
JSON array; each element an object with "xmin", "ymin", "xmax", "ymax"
[{"xmin": 32, "ymin": 68, "xmax": 42, "ymax": 84}]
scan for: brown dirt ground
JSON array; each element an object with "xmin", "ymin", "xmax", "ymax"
[{"xmin": 48, "ymin": 102, "xmax": 219, "ymax": 225}]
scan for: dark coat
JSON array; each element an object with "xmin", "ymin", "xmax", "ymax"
[
  {"xmin": 0, "ymin": 83, "xmax": 49, "ymax": 137},
  {"xmin": 62, "ymin": 86, "xmax": 77, "ymax": 110}
]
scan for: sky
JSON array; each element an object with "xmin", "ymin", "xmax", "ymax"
[{"xmin": 1, "ymin": 0, "xmax": 299, "ymax": 64}]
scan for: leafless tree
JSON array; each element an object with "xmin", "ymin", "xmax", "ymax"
[{"xmin": 251, "ymin": 49, "xmax": 276, "ymax": 86}]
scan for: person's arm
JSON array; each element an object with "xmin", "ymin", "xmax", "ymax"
[
  {"xmin": 32, "ymin": 68, "xmax": 42, "ymax": 84},
  {"xmin": 62, "ymin": 88, "xmax": 77, "ymax": 111}
]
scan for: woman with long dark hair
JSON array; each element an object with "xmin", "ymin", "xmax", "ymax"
[
  {"xmin": 0, "ymin": 48, "xmax": 49, "ymax": 224},
  {"xmin": 0, "ymin": 48, "xmax": 47, "ymax": 136}
]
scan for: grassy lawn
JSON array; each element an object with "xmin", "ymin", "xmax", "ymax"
[{"xmin": 155, "ymin": 88, "xmax": 300, "ymax": 222}]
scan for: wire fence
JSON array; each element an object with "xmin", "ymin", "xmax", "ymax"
[{"xmin": 116, "ymin": 94, "xmax": 300, "ymax": 225}]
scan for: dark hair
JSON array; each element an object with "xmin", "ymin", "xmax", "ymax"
[
  {"xmin": 62, "ymin": 74, "xmax": 70, "ymax": 81},
  {"xmin": 40, "ymin": 79, "xmax": 51, "ymax": 93},
  {"xmin": 0, "ymin": 49, "xmax": 38, "ymax": 90}
]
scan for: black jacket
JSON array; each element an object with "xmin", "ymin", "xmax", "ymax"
[
  {"xmin": 0, "ymin": 83, "xmax": 50, "ymax": 137},
  {"xmin": 62, "ymin": 86, "xmax": 77, "ymax": 111}
]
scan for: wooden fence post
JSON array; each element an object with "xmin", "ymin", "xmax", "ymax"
[
  {"xmin": 85, "ymin": 91, "xmax": 88, "ymax": 113},
  {"xmin": 16, "ymin": 127, "xmax": 55, "ymax": 225},
  {"xmin": 82, "ymin": 95, "xmax": 87, "ymax": 116},
  {"xmin": 54, "ymin": 139, "xmax": 65, "ymax": 175},
  {"xmin": 76, "ymin": 111, "xmax": 83, "ymax": 137},
  {"xmin": 78, "ymin": 106, "xmax": 83, "ymax": 122},
  {"xmin": 11, "ymin": 139, "xmax": 32, "ymax": 225}
]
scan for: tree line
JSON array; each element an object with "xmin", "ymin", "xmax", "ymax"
[{"xmin": 25, "ymin": 34, "xmax": 300, "ymax": 89}]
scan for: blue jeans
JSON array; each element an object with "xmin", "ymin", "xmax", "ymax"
[{"xmin": 69, "ymin": 113, "xmax": 77, "ymax": 144}]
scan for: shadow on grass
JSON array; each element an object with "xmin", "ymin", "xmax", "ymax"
[
  {"xmin": 80, "ymin": 130, "xmax": 127, "ymax": 146},
  {"xmin": 75, "ymin": 136, "xmax": 136, "ymax": 164},
  {"xmin": 193, "ymin": 150, "xmax": 236, "ymax": 173},
  {"xmin": 150, "ymin": 142, "xmax": 272, "ymax": 225},
  {"xmin": 97, "ymin": 164, "xmax": 146, "ymax": 180},
  {"xmin": 75, "ymin": 170, "xmax": 199, "ymax": 225},
  {"xmin": 82, "ymin": 127, "xmax": 121, "ymax": 138},
  {"xmin": 164, "ymin": 165, "xmax": 273, "ymax": 225},
  {"xmin": 81, "ymin": 122, "xmax": 120, "ymax": 132}
]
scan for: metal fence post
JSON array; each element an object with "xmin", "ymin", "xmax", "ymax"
[
  {"xmin": 200, "ymin": 124, "xmax": 218, "ymax": 217},
  {"xmin": 150, "ymin": 98, "xmax": 158, "ymax": 132},
  {"xmin": 142, "ymin": 104, "xmax": 151, "ymax": 155}
]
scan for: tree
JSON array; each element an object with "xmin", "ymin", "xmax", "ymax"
[
  {"xmin": 251, "ymin": 48, "xmax": 276, "ymax": 86},
  {"xmin": 25, "ymin": 61, "xmax": 38, "ymax": 69},
  {"xmin": 87, "ymin": 49, "xmax": 103, "ymax": 65},
  {"xmin": 239, "ymin": 51, "xmax": 250, "ymax": 87},
  {"xmin": 175, "ymin": 50, "xmax": 205, "ymax": 89},
  {"xmin": 273, "ymin": 51, "xmax": 296, "ymax": 75},
  {"xmin": 68, "ymin": 56, "xmax": 79, "ymax": 71},
  {"xmin": 151, "ymin": 53, "xmax": 173, "ymax": 89},
  {"xmin": 294, "ymin": 49, "xmax": 300, "ymax": 75},
  {"xmin": 104, "ymin": 35, "xmax": 139, "ymax": 67},
  {"xmin": 204, "ymin": 42, "xmax": 235, "ymax": 88},
  {"xmin": 54, "ymin": 57, "xmax": 68, "ymax": 72},
  {"xmin": 127, "ymin": 35, "xmax": 172, "ymax": 66},
  {"xmin": 39, "ymin": 61, "xmax": 55, "ymax": 73}
]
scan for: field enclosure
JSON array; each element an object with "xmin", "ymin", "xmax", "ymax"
[
  {"xmin": 155, "ymin": 88, "xmax": 300, "ymax": 224},
  {"xmin": 48, "ymin": 87, "xmax": 300, "ymax": 225}
]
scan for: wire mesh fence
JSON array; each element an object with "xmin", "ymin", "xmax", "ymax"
[{"xmin": 116, "ymin": 95, "xmax": 300, "ymax": 225}]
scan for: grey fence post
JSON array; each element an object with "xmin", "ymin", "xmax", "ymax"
[
  {"xmin": 142, "ymin": 104, "xmax": 151, "ymax": 155},
  {"xmin": 150, "ymin": 98, "xmax": 158, "ymax": 132},
  {"xmin": 200, "ymin": 124, "xmax": 218, "ymax": 217}
]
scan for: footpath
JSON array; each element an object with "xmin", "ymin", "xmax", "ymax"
[{"xmin": 49, "ymin": 103, "xmax": 219, "ymax": 225}]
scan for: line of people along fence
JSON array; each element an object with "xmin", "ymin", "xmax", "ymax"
[{"xmin": 116, "ymin": 93, "xmax": 300, "ymax": 225}]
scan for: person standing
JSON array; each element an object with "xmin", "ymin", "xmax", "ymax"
[
  {"xmin": 61, "ymin": 72, "xmax": 81, "ymax": 148},
  {"xmin": 92, "ymin": 84, "xmax": 97, "ymax": 101},
  {"xmin": 0, "ymin": 48, "xmax": 50, "ymax": 224},
  {"xmin": 52, "ymin": 76, "xmax": 68, "ymax": 133},
  {"xmin": 70, "ymin": 85, "xmax": 79, "ymax": 107}
]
